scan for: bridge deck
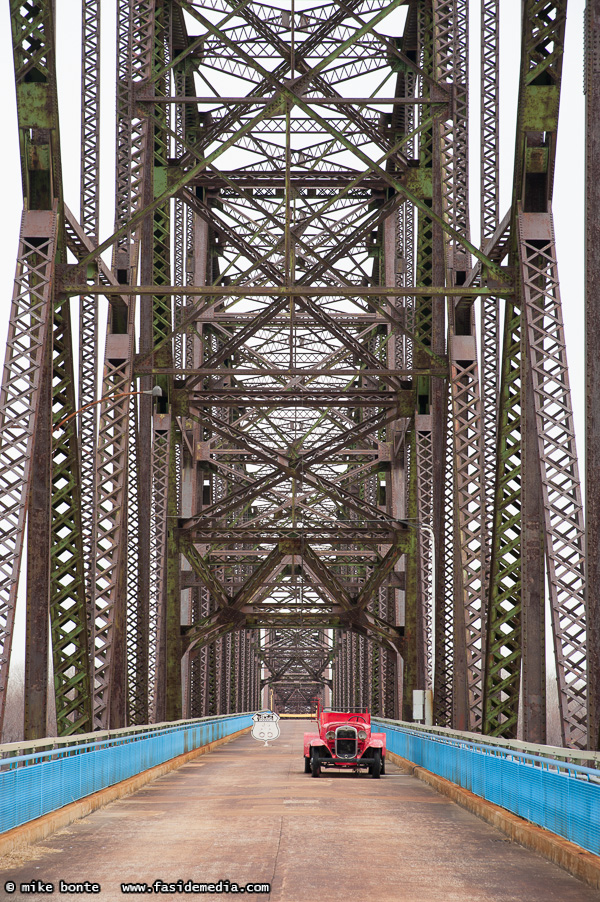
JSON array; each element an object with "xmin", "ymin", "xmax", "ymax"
[{"xmin": 0, "ymin": 722, "xmax": 596, "ymax": 901}]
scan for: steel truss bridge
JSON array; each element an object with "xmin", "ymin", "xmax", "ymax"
[{"xmin": 2, "ymin": 0, "xmax": 599, "ymax": 750}]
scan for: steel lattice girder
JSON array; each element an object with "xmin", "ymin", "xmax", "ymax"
[
  {"xmin": 518, "ymin": 210, "xmax": 585, "ymax": 748},
  {"xmin": 586, "ymin": 0, "xmax": 600, "ymax": 753},
  {"xmin": 483, "ymin": 0, "xmax": 587, "ymax": 748},
  {"xmin": 0, "ymin": 211, "xmax": 56, "ymax": 733},
  {"xmin": 4, "ymin": 0, "xmax": 92, "ymax": 738}
]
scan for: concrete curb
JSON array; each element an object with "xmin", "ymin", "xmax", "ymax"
[
  {"xmin": 0, "ymin": 725, "xmax": 251, "ymax": 859},
  {"xmin": 386, "ymin": 749, "xmax": 600, "ymax": 891}
]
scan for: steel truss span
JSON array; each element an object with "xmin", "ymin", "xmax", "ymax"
[{"xmin": 2, "ymin": 0, "xmax": 594, "ymax": 750}]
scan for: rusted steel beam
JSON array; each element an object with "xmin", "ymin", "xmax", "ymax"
[
  {"xmin": 59, "ymin": 283, "xmax": 511, "ymax": 298},
  {"xmin": 0, "ymin": 211, "xmax": 57, "ymax": 735},
  {"xmin": 24, "ymin": 331, "xmax": 52, "ymax": 740},
  {"xmin": 587, "ymin": 0, "xmax": 600, "ymax": 752},
  {"xmin": 519, "ymin": 211, "xmax": 586, "ymax": 749},
  {"xmin": 79, "ymin": 0, "xmax": 101, "ymax": 620},
  {"xmin": 142, "ymin": 96, "xmax": 442, "ymax": 105}
]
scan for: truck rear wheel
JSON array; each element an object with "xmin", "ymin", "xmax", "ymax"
[{"xmin": 304, "ymin": 755, "xmax": 311, "ymax": 773}]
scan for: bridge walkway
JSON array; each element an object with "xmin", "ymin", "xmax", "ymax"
[{"xmin": 0, "ymin": 721, "xmax": 596, "ymax": 902}]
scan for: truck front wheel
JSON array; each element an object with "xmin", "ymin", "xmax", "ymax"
[
  {"xmin": 311, "ymin": 751, "xmax": 321, "ymax": 777},
  {"xmin": 371, "ymin": 749, "xmax": 381, "ymax": 779}
]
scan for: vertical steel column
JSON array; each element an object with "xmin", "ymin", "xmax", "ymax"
[
  {"xmin": 93, "ymin": 311, "xmax": 136, "ymax": 729},
  {"xmin": 79, "ymin": 0, "xmax": 100, "ymax": 603},
  {"xmin": 521, "ymin": 329, "xmax": 546, "ymax": 742},
  {"xmin": 141, "ymin": 0, "xmax": 176, "ymax": 722},
  {"xmin": 165, "ymin": 422, "xmax": 182, "ymax": 720},
  {"xmin": 8, "ymin": 5, "xmax": 59, "ymax": 742},
  {"xmin": 519, "ymin": 211, "xmax": 586, "ymax": 749},
  {"xmin": 92, "ymin": 0, "xmax": 150, "ymax": 730},
  {"xmin": 479, "ymin": 0, "xmax": 500, "ymax": 558},
  {"xmin": 150, "ymin": 417, "xmax": 171, "ymax": 721},
  {"xmin": 484, "ymin": 0, "xmax": 569, "ymax": 742},
  {"xmin": 480, "ymin": 0, "xmax": 499, "ymax": 239},
  {"xmin": 483, "ymin": 295, "xmax": 522, "ymax": 736},
  {"xmin": 112, "ymin": 0, "xmax": 147, "ymax": 727},
  {"xmin": 410, "ymin": 0, "xmax": 435, "ymax": 708},
  {"xmin": 434, "ymin": 0, "xmax": 487, "ymax": 732},
  {"xmin": 25, "ymin": 321, "xmax": 51, "ymax": 739},
  {"xmin": 51, "ymin": 289, "xmax": 92, "ymax": 735},
  {"xmin": 415, "ymin": 415, "xmax": 433, "ymax": 686},
  {"xmin": 382, "ymin": 211, "xmax": 402, "ymax": 715},
  {"xmin": 132, "ymin": 0, "xmax": 156, "ymax": 727},
  {"xmin": 0, "ymin": 211, "xmax": 56, "ymax": 734},
  {"xmin": 184, "ymin": 219, "xmax": 207, "ymax": 716},
  {"xmin": 403, "ymin": 429, "xmax": 419, "ymax": 720},
  {"xmin": 586, "ymin": 0, "xmax": 600, "ymax": 751},
  {"xmin": 436, "ymin": 388, "xmax": 454, "ymax": 725},
  {"xmin": 126, "ymin": 392, "xmax": 148, "ymax": 724},
  {"xmin": 9, "ymin": 0, "xmax": 92, "ymax": 737}
]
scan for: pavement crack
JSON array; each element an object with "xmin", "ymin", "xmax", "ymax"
[{"xmin": 270, "ymin": 815, "xmax": 284, "ymax": 888}]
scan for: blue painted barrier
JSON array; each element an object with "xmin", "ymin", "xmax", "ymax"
[
  {"xmin": 373, "ymin": 718, "xmax": 600, "ymax": 856},
  {"xmin": 0, "ymin": 713, "xmax": 253, "ymax": 834}
]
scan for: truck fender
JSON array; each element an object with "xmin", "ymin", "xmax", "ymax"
[{"xmin": 303, "ymin": 733, "xmax": 324, "ymax": 756}]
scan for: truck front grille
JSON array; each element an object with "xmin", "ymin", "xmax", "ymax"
[{"xmin": 336, "ymin": 728, "xmax": 357, "ymax": 758}]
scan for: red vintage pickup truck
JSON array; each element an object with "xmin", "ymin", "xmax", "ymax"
[{"xmin": 303, "ymin": 702, "xmax": 386, "ymax": 778}]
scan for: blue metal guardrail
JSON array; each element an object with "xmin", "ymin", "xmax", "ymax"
[
  {"xmin": 0, "ymin": 712, "xmax": 253, "ymax": 834},
  {"xmin": 373, "ymin": 718, "xmax": 600, "ymax": 856}
]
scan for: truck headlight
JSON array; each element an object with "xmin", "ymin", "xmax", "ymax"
[
  {"xmin": 326, "ymin": 731, "xmax": 335, "ymax": 740},
  {"xmin": 358, "ymin": 730, "xmax": 367, "ymax": 740}
]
